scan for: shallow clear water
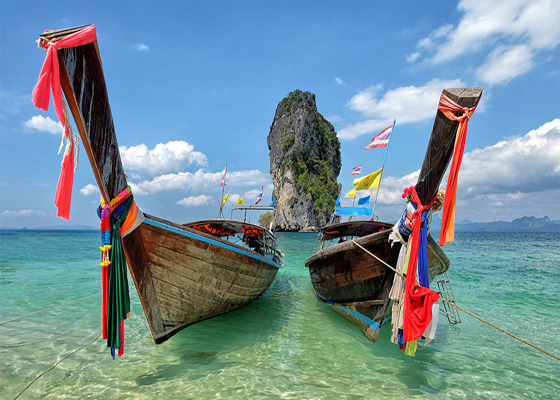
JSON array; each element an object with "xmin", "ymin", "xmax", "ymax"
[{"xmin": 1, "ymin": 230, "xmax": 559, "ymax": 399}]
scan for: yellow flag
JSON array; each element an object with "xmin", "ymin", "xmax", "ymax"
[
  {"xmin": 221, "ymin": 191, "xmax": 230, "ymax": 207},
  {"xmin": 352, "ymin": 168, "xmax": 383, "ymax": 191},
  {"xmin": 345, "ymin": 188, "xmax": 356, "ymax": 198},
  {"xmin": 233, "ymin": 197, "xmax": 244, "ymax": 205}
]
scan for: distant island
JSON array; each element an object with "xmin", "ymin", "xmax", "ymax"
[
  {"xmin": 430, "ymin": 215, "xmax": 560, "ymax": 232},
  {"xmin": 0, "ymin": 225, "xmax": 98, "ymax": 231}
]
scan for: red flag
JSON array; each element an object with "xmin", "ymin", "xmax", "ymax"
[{"xmin": 364, "ymin": 125, "xmax": 392, "ymax": 151}]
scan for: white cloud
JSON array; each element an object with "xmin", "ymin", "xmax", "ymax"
[
  {"xmin": 416, "ymin": 24, "xmax": 453, "ymax": 52},
  {"xmin": 327, "ymin": 115, "xmax": 343, "ymax": 123},
  {"xmin": 476, "ymin": 45, "xmax": 534, "ymax": 85},
  {"xmin": 372, "ymin": 119, "xmax": 560, "ymax": 222},
  {"xmin": 176, "ymin": 195, "xmax": 213, "ymax": 207},
  {"xmin": 335, "ymin": 76, "xmax": 346, "ymax": 86},
  {"xmin": 243, "ymin": 189, "xmax": 262, "ymax": 204},
  {"xmin": 134, "ymin": 44, "xmax": 150, "ymax": 51},
  {"xmin": 129, "ymin": 168, "xmax": 268, "ymax": 196},
  {"xmin": 338, "ymin": 78, "xmax": 465, "ymax": 140},
  {"xmin": 457, "ymin": 119, "xmax": 560, "ymax": 196},
  {"xmin": 406, "ymin": 52, "xmax": 421, "ymax": 63},
  {"xmin": 0, "ymin": 87, "xmax": 29, "ymax": 118},
  {"xmin": 1, "ymin": 209, "xmax": 46, "ymax": 217},
  {"xmin": 120, "ymin": 140, "xmax": 208, "ymax": 176},
  {"xmin": 416, "ymin": 0, "xmax": 559, "ymax": 83},
  {"xmin": 23, "ymin": 115, "xmax": 63, "ymax": 134},
  {"xmin": 80, "ymin": 184, "xmax": 99, "ymax": 196}
]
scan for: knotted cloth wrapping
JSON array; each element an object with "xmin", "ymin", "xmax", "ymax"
[
  {"xmin": 437, "ymin": 93, "xmax": 478, "ymax": 246},
  {"xmin": 97, "ymin": 186, "xmax": 134, "ymax": 358},
  {"xmin": 402, "ymin": 189, "xmax": 440, "ymax": 351},
  {"xmin": 32, "ymin": 25, "xmax": 97, "ymax": 220}
]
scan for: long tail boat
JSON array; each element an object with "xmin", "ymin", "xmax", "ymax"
[
  {"xmin": 305, "ymin": 87, "xmax": 482, "ymax": 344},
  {"xmin": 32, "ymin": 25, "xmax": 282, "ymax": 348}
]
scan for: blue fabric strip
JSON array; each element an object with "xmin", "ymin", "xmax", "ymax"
[
  {"xmin": 418, "ymin": 209, "xmax": 430, "ymax": 287},
  {"xmin": 335, "ymin": 207, "xmax": 374, "ymax": 217},
  {"xmin": 336, "ymin": 306, "xmax": 380, "ymax": 331}
]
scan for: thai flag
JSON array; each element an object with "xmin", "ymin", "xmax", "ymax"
[
  {"xmin": 220, "ymin": 165, "xmax": 227, "ymax": 186},
  {"xmin": 350, "ymin": 164, "xmax": 362, "ymax": 176},
  {"xmin": 255, "ymin": 188, "xmax": 263, "ymax": 204},
  {"xmin": 364, "ymin": 125, "xmax": 392, "ymax": 151}
]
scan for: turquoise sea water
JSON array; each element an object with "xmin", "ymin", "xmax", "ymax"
[{"xmin": 1, "ymin": 230, "xmax": 559, "ymax": 399}]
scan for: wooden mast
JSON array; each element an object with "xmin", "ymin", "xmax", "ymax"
[
  {"xmin": 415, "ymin": 87, "xmax": 483, "ymax": 205},
  {"xmin": 40, "ymin": 25, "xmax": 128, "ymax": 203},
  {"xmin": 39, "ymin": 26, "xmax": 166, "ymax": 341}
]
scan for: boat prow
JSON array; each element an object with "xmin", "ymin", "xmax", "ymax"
[
  {"xmin": 124, "ymin": 215, "xmax": 280, "ymax": 344},
  {"xmin": 305, "ymin": 87, "xmax": 482, "ymax": 345},
  {"xmin": 33, "ymin": 25, "xmax": 282, "ymax": 347},
  {"xmin": 305, "ymin": 222, "xmax": 449, "ymax": 342}
]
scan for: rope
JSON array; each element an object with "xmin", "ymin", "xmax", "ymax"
[
  {"xmin": 13, "ymin": 330, "xmax": 102, "ymax": 400},
  {"xmin": 350, "ymin": 239, "xmax": 560, "ymax": 361},
  {"xmin": 351, "ymin": 239, "xmax": 404, "ymax": 277},
  {"xmin": 8, "ymin": 284, "xmax": 135, "ymax": 399},
  {"xmin": 438, "ymin": 298, "xmax": 560, "ymax": 361},
  {"xmin": 0, "ymin": 292, "xmax": 101, "ymax": 326}
]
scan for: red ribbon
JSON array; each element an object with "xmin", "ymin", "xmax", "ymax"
[
  {"xmin": 437, "ymin": 93, "xmax": 478, "ymax": 246},
  {"xmin": 32, "ymin": 25, "xmax": 97, "ymax": 220},
  {"xmin": 402, "ymin": 189, "xmax": 440, "ymax": 343}
]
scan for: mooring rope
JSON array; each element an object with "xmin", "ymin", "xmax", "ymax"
[
  {"xmin": 13, "ymin": 330, "xmax": 102, "ymax": 400},
  {"xmin": 351, "ymin": 239, "xmax": 560, "ymax": 361},
  {"xmin": 0, "ymin": 292, "xmax": 101, "ymax": 327},
  {"xmin": 7, "ymin": 284, "xmax": 135, "ymax": 399}
]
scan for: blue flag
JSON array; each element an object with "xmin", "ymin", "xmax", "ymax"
[{"xmin": 358, "ymin": 195, "xmax": 370, "ymax": 205}]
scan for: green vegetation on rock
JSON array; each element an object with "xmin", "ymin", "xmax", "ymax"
[
  {"xmin": 282, "ymin": 133, "xmax": 295, "ymax": 151},
  {"xmin": 280, "ymin": 89, "xmax": 303, "ymax": 112},
  {"xmin": 288, "ymin": 111, "xmax": 341, "ymax": 220}
]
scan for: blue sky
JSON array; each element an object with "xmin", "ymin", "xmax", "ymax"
[{"xmin": 1, "ymin": 0, "xmax": 559, "ymax": 229}]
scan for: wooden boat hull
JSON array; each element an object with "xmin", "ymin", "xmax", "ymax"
[
  {"xmin": 305, "ymin": 229, "xmax": 449, "ymax": 342},
  {"xmin": 304, "ymin": 87, "xmax": 481, "ymax": 343},
  {"xmin": 124, "ymin": 215, "xmax": 279, "ymax": 344},
  {"xmin": 35, "ymin": 26, "xmax": 283, "ymax": 345}
]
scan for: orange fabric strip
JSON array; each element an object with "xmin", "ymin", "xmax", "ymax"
[{"xmin": 437, "ymin": 94, "xmax": 477, "ymax": 246}]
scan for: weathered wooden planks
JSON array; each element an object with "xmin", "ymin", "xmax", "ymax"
[
  {"xmin": 304, "ymin": 87, "xmax": 480, "ymax": 342},
  {"xmin": 42, "ymin": 25, "xmax": 282, "ymax": 345},
  {"xmin": 58, "ymin": 43, "xmax": 127, "ymax": 201},
  {"xmin": 307, "ymin": 229, "xmax": 397, "ymax": 302},
  {"xmin": 309, "ymin": 235, "xmax": 449, "ymax": 342},
  {"xmin": 135, "ymin": 215, "xmax": 279, "ymax": 343}
]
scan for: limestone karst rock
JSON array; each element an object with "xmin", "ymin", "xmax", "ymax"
[{"xmin": 267, "ymin": 90, "xmax": 341, "ymax": 232}]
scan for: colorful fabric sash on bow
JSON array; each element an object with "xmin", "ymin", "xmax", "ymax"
[
  {"xmin": 437, "ymin": 93, "xmax": 478, "ymax": 246},
  {"xmin": 32, "ymin": 25, "xmax": 97, "ymax": 220},
  {"xmin": 402, "ymin": 189, "xmax": 440, "ymax": 354},
  {"xmin": 98, "ymin": 186, "xmax": 135, "ymax": 359}
]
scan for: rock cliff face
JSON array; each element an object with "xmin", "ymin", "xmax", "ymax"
[{"xmin": 267, "ymin": 90, "xmax": 341, "ymax": 232}]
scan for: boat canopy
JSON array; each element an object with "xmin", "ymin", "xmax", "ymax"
[
  {"xmin": 321, "ymin": 220, "xmax": 392, "ymax": 241},
  {"xmin": 184, "ymin": 219, "xmax": 271, "ymax": 240},
  {"xmin": 334, "ymin": 206, "xmax": 374, "ymax": 217}
]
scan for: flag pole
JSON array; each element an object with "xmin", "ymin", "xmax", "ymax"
[
  {"xmin": 372, "ymin": 119, "xmax": 396, "ymax": 217},
  {"xmin": 218, "ymin": 164, "xmax": 227, "ymax": 219}
]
